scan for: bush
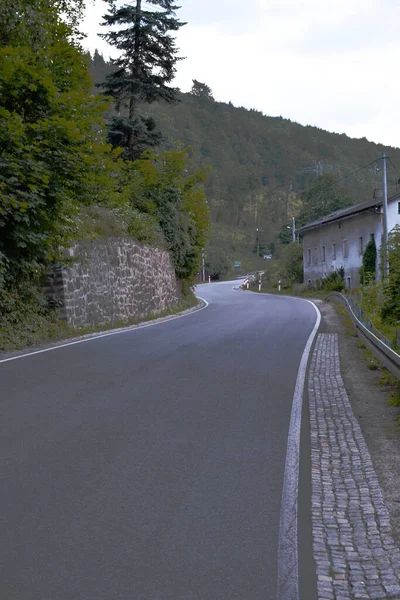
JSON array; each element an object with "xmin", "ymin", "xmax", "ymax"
[
  {"xmin": 260, "ymin": 243, "xmax": 303, "ymax": 288},
  {"xmin": 261, "ymin": 259, "xmax": 280, "ymax": 286},
  {"xmin": 0, "ymin": 280, "xmax": 68, "ymax": 350},
  {"xmin": 359, "ymin": 279, "xmax": 384, "ymax": 321},
  {"xmin": 280, "ymin": 243, "xmax": 303, "ymax": 284},
  {"xmin": 382, "ymin": 226, "xmax": 400, "ymax": 323},
  {"xmin": 322, "ymin": 268, "xmax": 345, "ymax": 292},
  {"xmin": 361, "ymin": 238, "xmax": 376, "ymax": 284}
]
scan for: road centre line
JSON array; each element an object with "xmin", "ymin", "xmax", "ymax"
[
  {"xmin": 277, "ymin": 299, "xmax": 321, "ymax": 600},
  {"xmin": 0, "ymin": 297, "xmax": 209, "ymax": 365}
]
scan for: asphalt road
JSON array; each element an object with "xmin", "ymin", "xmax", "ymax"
[{"xmin": 1, "ymin": 282, "xmax": 318, "ymax": 600}]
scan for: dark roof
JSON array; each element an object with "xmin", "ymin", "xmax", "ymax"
[{"xmin": 297, "ymin": 193, "xmax": 400, "ymax": 233}]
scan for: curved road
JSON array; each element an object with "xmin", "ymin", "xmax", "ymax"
[{"xmin": 1, "ymin": 282, "xmax": 319, "ymax": 599}]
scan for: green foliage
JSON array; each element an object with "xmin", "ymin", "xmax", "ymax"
[
  {"xmin": 356, "ymin": 270, "xmax": 397, "ymax": 346},
  {"xmin": 382, "ymin": 225, "xmax": 400, "ymax": 323},
  {"xmin": 281, "ymin": 243, "xmax": 304, "ymax": 284},
  {"xmin": 260, "ymin": 243, "xmax": 303, "ymax": 287},
  {"xmin": 253, "ymin": 240, "xmax": 267, "ymax": 257},
  {"xmin": 260, "ymin": 259, "xmax": 280, "ymax": 287},
  {"xmin": 378, "ymin": 369, "xmax": 400, "ymax": 407},
  {"xmin": 0, "ymin": 0, "xmax": 86, "ymax": 50},
  {"xmin": 205, "ymin": 245, "xmax": 231, "ymax": 279},
  {"xmin": 278, "ymin": 224, "xmax": 293, "ymax": 245},
  {"xmin": 0, "ymin": 39, "xmax": 116, "ymax": 285},
  {"xmin": 73, "ymin": 205, "xmax": 164, "ymax": 247},
  {"xmin": 359, "ymin": 278, "xmax": 384, "ymax": 320},
  {"xmin": 87, "ymin": 49, "xmax": 115, "ymax": 93},
  {"xmin": 321, "ymin": 268, "xmax": 345, "ymax": 292},
  {"xmin": 297, "ymin": 174, "xmax": 352, "ymax": 226},
  {"xmin": 128, "ymin": 149, "xmax": 210, "ymax": 279},
  {"xmin": 107, "ymin": 115, "xmax": 163, "ymax": 161},
  {"xmin": 190, "ymin": 80, "xmax": 214, "ymax": 102},
  {"xmin": 0, "ymin": 280, "xmax": 69, "ymax": 350},
  {"xmin": 361, "ymin": 238, "xmax": 377, "ymax": 283}
]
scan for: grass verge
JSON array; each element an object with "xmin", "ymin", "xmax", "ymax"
[{"xmin": 333, "ymin": 301, "xmax": 400, "ymax": 407}]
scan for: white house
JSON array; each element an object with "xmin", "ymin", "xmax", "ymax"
[{"xmin": 298, "ymin": 194, "xmax": 400, "ymax": 289}]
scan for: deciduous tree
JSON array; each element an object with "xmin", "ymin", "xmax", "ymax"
[
  {"xmin": 128, "ymin": 149, "xmax": 210, "ymax": 279},
  {"xmin": 0, "ymin": 0, "xmax": 118, "ymax": 286}
]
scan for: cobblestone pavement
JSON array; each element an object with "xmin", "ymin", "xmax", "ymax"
[{"xmin": 309, "ymin": 333, "xmax": 400, "ymax": 600}]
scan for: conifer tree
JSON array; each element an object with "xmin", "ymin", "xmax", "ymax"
[
  {"xmin": 100, "ymin": 0, "xmax": 184, "ymax": 160},
  {"xmin": 190, "ymin": 80, "xmax": 214, "ymax": 102}
]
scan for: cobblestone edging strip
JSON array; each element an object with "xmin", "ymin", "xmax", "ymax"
[{"xmin": 309, "ymin": 333, "xmax": 400, "ymax": 600}]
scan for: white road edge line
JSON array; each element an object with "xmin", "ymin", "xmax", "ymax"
[
  {"xmin": 0, "ymin": 297, "xmax": 209, "ymax": 365},
  {"xmin": 277, "ymin": 299, "xmax": 321, "ymax": 600}
]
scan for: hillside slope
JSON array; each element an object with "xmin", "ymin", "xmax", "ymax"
[{"xmin": 88, "ymin": 54, "xmax": 399, "ymax": 275}]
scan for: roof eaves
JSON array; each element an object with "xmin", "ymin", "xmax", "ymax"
[{"xmin": 297, "ymin": 199, "xmax": 383, "ymax": 233}]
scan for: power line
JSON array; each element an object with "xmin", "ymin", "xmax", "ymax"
[
  {"xmin": 334, "ymin": 158, "xmax": 381, "ymax": 184},
  {"xmin": 387, "ymin": 156, "xmax": 400, "ymax": 174}
]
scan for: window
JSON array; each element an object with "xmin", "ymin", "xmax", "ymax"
[
  {"xmin": 359, "ymin": 236, "xmax": 363, "ymax": 255},
  {"xmin": 322, "ymin": 245, "xmax": 326, "ymax": 262},
  {"xmin": 370, "ymin": 233, "xmax": 374, "ymax": 242},
  {"xmin": 398, "ymin": 201, "xmax": 400, "ymax": 215},
  {"xmin": 314, "ymin": 248, "xmax": 318, "ymax": 265},
  {"xmin": 307, "ymin": 248, "xmax": 311, "ymax": 266},
  {"xmin": 332, "ymin": 243, "xmax": 336, "ymax": 260},
  {"xmin": 343, "ymin": 239, "xmax": 349, "ymax": 258}
]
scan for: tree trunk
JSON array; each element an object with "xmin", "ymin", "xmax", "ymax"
[{"xmin": 128, "ymin": 0, "xmax": 141, "ymax": 149}]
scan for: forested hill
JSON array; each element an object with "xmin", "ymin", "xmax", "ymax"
[{"xmin": 88, "ymin": 52, "xmax": 399, "ymax": 275}]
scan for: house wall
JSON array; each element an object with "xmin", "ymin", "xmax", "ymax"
[
  {"xmin": 388, "ymin": 198, "xmax": 400, "ymax": 231},
  {"xmin": 301, "ymin": 197, "xmax": 400, "ymax": 289},
  {"xmin": 302, "ymin": 210, "xmax": 382, "ymax": 289}
]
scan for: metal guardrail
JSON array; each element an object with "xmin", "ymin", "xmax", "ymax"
[
  {"xmin": 326, "ymin": 292, "xmax": 400, "ymax": 380},
  {"xmin": 345, "ymin": 293, "xmax": 393, "ymax": 348}
]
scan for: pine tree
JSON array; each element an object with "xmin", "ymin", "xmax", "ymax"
[
  {"xmin": 100, "ymin": 0, "xmax": 185, "ymax": 160},
  {"xmin": 190, "ymin": 80, "xmax": 214, "ymax": 101}
]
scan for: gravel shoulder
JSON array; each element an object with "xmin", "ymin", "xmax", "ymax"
[{"xmin": 317, "ymin": 297, "xmax": 400, "ymax": 544}]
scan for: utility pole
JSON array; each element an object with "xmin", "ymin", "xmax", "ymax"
[
  {"xmin": 256, "ymin": 228, "xmax": 260, "ymax": 272},
  {"xmin": 292, "ymin": 216, "xmax": 296, "ymax": 243},
  {"xmin": 382, "ymin": 152, "xmax": 389, "ymax": 277},
  {"xmin": 201, "ymin": 249, "xmax": 206, "ymax": 282}
]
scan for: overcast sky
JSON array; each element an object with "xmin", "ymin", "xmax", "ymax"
[{"xmin": 82, "ymin": 0, "xmax": 400, "ymax": 148}]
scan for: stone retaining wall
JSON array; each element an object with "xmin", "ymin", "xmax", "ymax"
[{"xmin": 45, "ymin": 239, "xmax": 181, "ymax": 328}]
